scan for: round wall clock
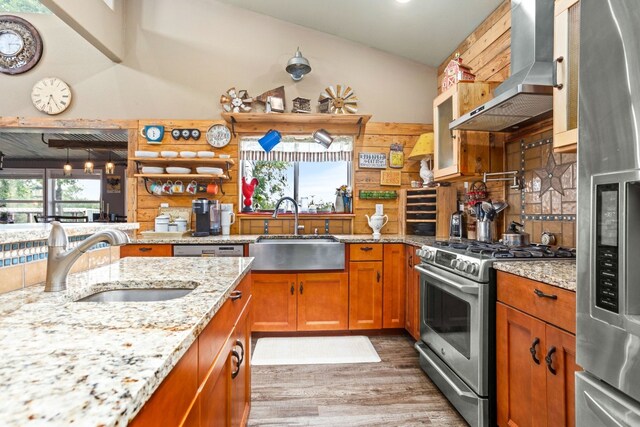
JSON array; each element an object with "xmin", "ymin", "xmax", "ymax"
[
  {"xmin": 31, "ymin": 77, "xmax": 72, "ymax": 115},
  {"xmin": 206, "ymin": 124, "xmax": 231, "ymax": 148},
  {"xmin": 0, "ymin": 15, "xmax": 43, "ymax": 75}
]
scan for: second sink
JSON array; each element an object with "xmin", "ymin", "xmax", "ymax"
[{"xmin": 249, "ymin": 236, "xmax": 345, "ymax": 271}]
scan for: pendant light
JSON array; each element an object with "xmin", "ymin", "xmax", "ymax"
[
  {"xmin": 63, "ymin": 148, "xmax": 72, "ymax": 176},
  {"xmin": 105, "ymin": 151, "xmax": 115, "ymax": 174},
  {"xmin": 84, "ymin": 149, "xmax": 94, "ymax": 174},
  {"xmin": 285, "ymin": 47, "xmax": 312, "ymax": 81}
]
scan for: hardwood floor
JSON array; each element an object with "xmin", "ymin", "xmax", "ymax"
[{"xmin": 248, "ymin": 335, "xmax": 467, "ymax": 426}]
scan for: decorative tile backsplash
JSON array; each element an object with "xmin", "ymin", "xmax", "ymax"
[
  {"xmin": 505, "ymin": 131, "xmax": 577, "ymax": 247},
  {"xmin": 0, "ymin": 235, "xmax": 110, "ymax": 268}
]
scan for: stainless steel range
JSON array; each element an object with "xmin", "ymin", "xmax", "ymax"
[{"xmin": 414, "ymin": 240, "xmax": 575, "ymax": 427}]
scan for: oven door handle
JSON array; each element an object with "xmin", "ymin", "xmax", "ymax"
[
  {"xmin": 415, "ymin": 265, "xmax": 479, "ymax": 295},
  {"xmin": 416, "ymin": 344, "xmax": 477, "ymax": 401}
]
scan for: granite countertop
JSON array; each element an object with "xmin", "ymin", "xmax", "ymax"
[
  {"xmin": 493, "ymin": 260, "xmax": 577, "ymax": 291},
  {"xmin": 0, "ymin": 222, "xmax": 140, "ymax": 244},
  {"xmin": 0, "ymin": 256, "xmax": 253, "ymax": 426},
  {"xmin": 134, "ymin": 233, "xmax": 438, "ymax": 247}
]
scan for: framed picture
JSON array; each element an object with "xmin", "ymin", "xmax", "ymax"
[
  {"xmin": 106, "ymin": 175, "xmax": 121, "ymax": 193},
  {"xmin": 359, "ymin": 152, "xmax": 387, "ymax": 169}
]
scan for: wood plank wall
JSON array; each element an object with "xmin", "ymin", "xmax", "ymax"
[
  {"xmin": 437, "ymin": 0, "xmax": 512, "ymax": 93},
  {"xmin": 353, "ymin": 123, "xmax": 430, "ymax": 235},
  {"xmin": 130, "ymin": 120, "xmax": 239, "ymax": 234}
]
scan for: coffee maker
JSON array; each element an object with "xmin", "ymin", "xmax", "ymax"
[{"xmin": 192, "ymin": 198, "xmax": 211, "ymax": 237}]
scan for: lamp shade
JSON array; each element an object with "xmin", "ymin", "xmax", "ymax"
[
  {"xmin": 408, "ymin": 133, "xmax": 434, "ymax": 159},
  {"xmin": 286, "ymin": 48, "xmax": 312, "ymax": 81}
]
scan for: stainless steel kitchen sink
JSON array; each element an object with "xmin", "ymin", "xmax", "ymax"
[
  {"xmin": 76, "ymin": 286, "xmax": 196, "ymax": 302},
  {"xmin": 249, "ymin": 236, "xmax": 345, "ymax": 271}
]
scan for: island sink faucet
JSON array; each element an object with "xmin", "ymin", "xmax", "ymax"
[
  {"xmin": 272, "ymin": 196, "xmax": 304, "ymax": 236},
  {"xmin": 45, "ymin": 221, "xmax": 130, "ymax": 292}
]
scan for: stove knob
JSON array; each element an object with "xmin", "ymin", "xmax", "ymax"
[
  {"xmin": 450, "ymin": 259, "xmax": 459, "ymax": 269},
  {"xmin": 425, "ymin": 251, "xmax": 435, "ymax": 261},
  {"xmin": 416, "ymin": 249, "xmax": 426, "ymax": 258},
  {"xmin": 466, "ymin": 263, "xmax": 479, "ymax": 274},
  {"xmin": 457, "ymin": 260, "xmax": 468, "ymax": 271}
]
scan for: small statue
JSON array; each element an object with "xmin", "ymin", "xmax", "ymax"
[
  {"xmin": 420, "ymin": 158, "xmax": 434, "ymax": 186},
  {"xmin": 242, "ymin": 177, "xmax": 259, "ymax": 212}
]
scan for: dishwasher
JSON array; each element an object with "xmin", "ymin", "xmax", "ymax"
[{"xmin": 173, "ymin": 245, "xmax": 244, "ymax": 257}]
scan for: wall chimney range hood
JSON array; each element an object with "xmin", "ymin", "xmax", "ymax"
[{"xmin": 449, "ymin": 0, "xmax": 555, "ymax": 132}]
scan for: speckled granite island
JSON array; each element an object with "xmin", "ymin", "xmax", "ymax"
[
  {"xmin": 0, "ymin": 256, "xmax": 253, "ymax": 426},
  {"xmin": 492, "ymin": 260, "xmax": 577, "ymax": 291}
]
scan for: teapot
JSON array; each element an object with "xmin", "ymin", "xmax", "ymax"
[{"xmin": 365, "ymin": 204, "xmax": 388, "ymax": 240}]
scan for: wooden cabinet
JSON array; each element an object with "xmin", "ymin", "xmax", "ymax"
[
  {"xmin": 496, "ymin": 271, "xmax": 580, "ymax": 427},
  {"xmin": 433, "ymin": 82, "xmax": 495, "ymax": 181},
  {"xmin": 553, "ymin": 0, "xmax": 581, "ymax": 152},
  {"xmin": 382, "ymin": 244, "xmax": 405, "ymax": 329},
  {"xmin": 251, "ymin": 273, "xmax": 297, "ymax": 332},
  {"xmin": 120, "ymin": 244, "xmax": 172, "ymax": 257},
  {"xmin": 403, "ymin": 187, "xmax": 456, "ymax": 239},
  {"xmin": 349, "ymin": 261, "xmax": 383, "ymax": 330},
  {"xmin": 404, "ymin": 245, "xmax": 421, "ymax": 340},
  {"xmin": 131, "ymin": 274, "xmax": 252, "ymax": 427},
  {"xmin": 297, "ymin": 273, "xmax": 349, "ymax": 331},
  {"xmin": 251, "ymin": 272, "xmax": 348, "ymax": 332}
]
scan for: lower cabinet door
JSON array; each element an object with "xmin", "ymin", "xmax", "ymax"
[
  {"xmin": 545, "ymin": 324, "xmax": 580, "ymax": 427},
  {"xmin": 297, "ymin": 272, "xmax": 349, "ymax": 331},
  {"xmin": 349, "ymin": 261, "xmax": 383, "ymax": 330},
  {"xmin": 382, "ymin": 244, "xmax": 406, "ymax": 329},
  {"xmin": 231, "ymin": 300, "xmax": 252, "ymax": 427},
  {"xmin": 496, "ymin": 302, "xmax": 547, "ymax": 427},
  {"xmin": 200, "ymin": 337, "xmax": 234, "ymax": 427},
  {"xmin": 251, "ymin": 273, "xmax": 297, "ymax": 331}
]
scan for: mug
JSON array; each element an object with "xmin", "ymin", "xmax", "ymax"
[
  {"xmin": 206, "ymin": 182, "xmax": 219, "ymax": 195},
  {"xmin": 186, "ymin": 180, "xmax": 198, "ymax": 195},
  {"xmin": 221, "ymin": 211, "xmax": 235, "ymax": 226},
  {"xmin": 172, "ymin": 180, "xmax": 184, "ymax": 194},
  {"xmin": 162, "ymin": 180, "xmax": 173, "ymax": 195},
  {"xmin": 151, "ymin": 180, "xmax": 163, "ymax": 195}
]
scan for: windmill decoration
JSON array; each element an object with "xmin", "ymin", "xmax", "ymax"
[
  {"xmin": 220, "ymin": 87, "xmax": 253, "ymax": 113},
  {"xmin": 318, "ymin": 85, "xmax": 358, "ymax": 114}
]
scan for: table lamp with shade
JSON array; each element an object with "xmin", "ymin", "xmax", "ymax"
[{"xmin": 408, "ymin": 132, "xmax": 435, "ymax": 186}]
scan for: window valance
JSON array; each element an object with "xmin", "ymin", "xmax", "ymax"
[{"xmin": 240, "ymin": 135, "xmax": 353, "ymax": 162}]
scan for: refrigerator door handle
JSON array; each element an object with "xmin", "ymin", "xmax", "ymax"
[{"xmin": 584, "ymin": 391, "xmax": 626, "ymax": 427}]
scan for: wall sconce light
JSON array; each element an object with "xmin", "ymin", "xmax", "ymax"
[
  {"xmin": 105, "ymin": 152, "xmax": 115, "ymax": 174},
  {"xmin": 63, "ymin": 148, "xmax": 72, "ymax": 176},
  {"xmin": 258, "ymin": 130, "xmax": 282, "ymax": 153},
  {"xmin": 84, "ymin": 149, "xmax": 94, "ymax": 174},
  {"xmin": 313, "ymin": 129, "xmax": 334, "ymax": 148},
  {"xmin": 285, "ymin": 47, "xmax": 312, "ymax": 81}
]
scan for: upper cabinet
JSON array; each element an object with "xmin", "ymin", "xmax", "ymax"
[
  {"xmin": 553, "ymin": 0, "xmax": 581, "ymax": 152},
  {"xmin": 433, "ymin": 82, "xmax": 496, "ymax": 181}
]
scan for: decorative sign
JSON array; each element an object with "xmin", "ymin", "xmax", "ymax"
[
  {"xmin": 359, "ymin": 152, "xmax": 387, "ymax": 169},
  {"xmin": 380, "ymin": 170, "xmax": 402, "ymax": 186},
  {"xmin": 359, "ymin": 190, "xmax": 398, "ymax": 200},
  {"xmin": 389, "ymin": 143, "xmax": 404, "ymax": 169}
]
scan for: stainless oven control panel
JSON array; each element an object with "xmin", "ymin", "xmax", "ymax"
[{"xmin": 417, "ymin": 246, "xmax": 485, "ymax": 282}]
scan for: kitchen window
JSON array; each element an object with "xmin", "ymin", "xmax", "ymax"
[
  {"xmin": 240, "ymin": 136, "xmax": 353, "ymax": 211},
  {"xmin": 0, "ymin": 168, "xmax": 45, "ymax": 223},
  {"xmin": 47, "ymin": 169, "xmax": 102, "ymax": 220}
]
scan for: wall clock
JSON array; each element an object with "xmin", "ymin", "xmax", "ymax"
[
  {"xmin": 31, "ymin": 77, "xmax": 72, "ymax": 115},
  {"xmin": 206, "ymin": 124, "xmax": 231, "ymax": 148},
  {"xmin": 0, "ymin": 15, "xmax": 43, "ymax": 75}
]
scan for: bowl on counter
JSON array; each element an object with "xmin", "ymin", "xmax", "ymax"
[
  {"xmin": 166, "ymin": 167, "xmax": 191, "ymax": 174},
  {"xmin": 135, "ymin": 150, "xmax": 159, "ymax": 158},
  {"xmin": 141, "ymin": 166, "xmax": 164, "ymax": 174},
  {"xmin": 160, "ymin": 151, "xmax": 179, "ymax": 158},
  {"xmin": 196, "ymin": 167, "xmax": 223, "ymax": 175},
  {"xmin": 197, "ymin": 151, "xmax": 215, "ymax": 158},
  {"xmin": 179, "ymin": 151, "xmax": 197, "ymax": 158}
]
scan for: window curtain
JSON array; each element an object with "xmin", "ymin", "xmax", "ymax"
[{"xmin": 240, "ymin": 135, "xmax": 353, "ymax": 162}]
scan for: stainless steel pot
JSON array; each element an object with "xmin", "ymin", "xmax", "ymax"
[{"xmin": 502, "ymin": 221, "xmax": 530, "ymax": 247}]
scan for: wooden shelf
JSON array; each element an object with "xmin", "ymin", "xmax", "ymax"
[
  {"xmin": 134, "ymin": 173, "xmax": 228, "ymax": 180},
  {"xmin": 406, "ymin": 202, "xmax": 437, "ymax": 206},
  {"xmin": 407, "ymin": 194, "xmax": 436, "ymax": 199},
  {"xmin": 406, "ymin": 219, "xmax": 437, "ymax": 223},
  {"xmin": 131, "ymin": 157, "xmax": 234, "ymax": 166}
]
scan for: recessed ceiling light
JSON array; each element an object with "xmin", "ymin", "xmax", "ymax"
[{"xmin": 396, "ymin": 0, "xmax": 411, "ymax": 3}]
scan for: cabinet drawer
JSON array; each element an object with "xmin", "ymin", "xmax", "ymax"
[
  {"xmin": 197, "ymin": 274, "xmax": 251, "ymax": 383},
  {"xmin": 349, "ymin": 244, "xmax": 383, "ymax": 261},
  {"xmin": 120, "ymin": 244, "xmax": 172, "ymax": 257},
  {"xmin": 497, "ymin": 271, "xmax": 576, "ymax": 334}
]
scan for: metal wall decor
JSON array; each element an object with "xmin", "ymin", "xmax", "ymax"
[
  {"xmin": 292, "ymin": 97, "xmax": 311, "ymax": 113},
  {"xmin": 318, "ymin": 85, "xmax": 358, "ymax": 114},
  {"xmin": 389, "ymin": 143, "xmax": 404, "ymax": 169},
  {"xmin": 0, "ymin": 15, "xmax": 43, "ymax": 75},
  {"xmin": 171, "ymin": 129, "xmax": 201, "ymax": 140},
  {"xmin": 220, "ymin": 87, "xmax": 253, "ymax": 113}
]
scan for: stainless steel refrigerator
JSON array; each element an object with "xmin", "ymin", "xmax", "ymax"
[{"xmin": 577, "ymin": 1, "xmax": 640, "ymax": 425}]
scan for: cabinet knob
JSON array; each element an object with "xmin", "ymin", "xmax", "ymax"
[
  {"xmin": 290, "ymin": 284, "xmax": 295, "ymax": 295},
  {"xmin": 299, "ymin": 281, "xmax": 303, "ymax": 294},
  {"xmin": 377, "ymin": 271, "xmax": 381, "ymax": 283}
]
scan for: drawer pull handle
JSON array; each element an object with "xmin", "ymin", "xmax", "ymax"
[
  {"xmin": 230, "ymin": 290, "xmax": 242, "ymax": 300},
  {"xmin": 231, "ymin": 350, "xmax": 241, "ymax": 379},
  {"xmin": 529, "ymin": 337, "xmax": 541, "ymax": 365},
  {"xmin": 138, "ymin": 247, "xmax": 152, "ymax": 252},
  {"xmin": 545, "ymin": 346, "xmax": 557, "ymax": 375},
  {"xmin": 534, "ymin": 289, "xmax": 558, "ymax": 300},
  {"xmin": 360, "ymin": 247, "xmax": 373, "ymax": 252},
  {"xmin": 408, "ymin": 255, "xmax": 413, "ymax": 268}
]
